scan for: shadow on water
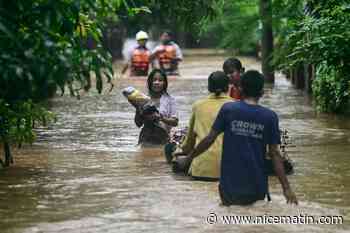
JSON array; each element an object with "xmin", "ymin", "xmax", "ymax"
[{"xmin": 0, "ymin": 51, "xmax": 349, "ymax": 233}]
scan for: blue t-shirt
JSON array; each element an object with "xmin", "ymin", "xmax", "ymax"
[{"xmin": 212, "ymin": 101, "xmax": 281, "ymax": 198}]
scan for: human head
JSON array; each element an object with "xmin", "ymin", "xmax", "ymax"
[
  {"xmin": 208, "ymin": 71, "xmax": 229, "ymax": 96},
  {"xmin": 223, "ymin": 58, "xmax": 244, "ymax": 83},
  {"xmin": 240, "ymin": 70, "xmax": 264, "ymax": 99},
  {"xmin": 147, "ymin": 69, "xmax": 168, "ymax": 96},
  {"xmin": 136, "ymin": 31, "xmax": 148, "ymax": 47},
  {"xmin": 160, "ymin": 30, "xmax": 172, "ymax": 44}
]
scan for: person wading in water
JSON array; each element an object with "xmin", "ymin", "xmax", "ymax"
[
  {"xmin": 122, "ymin": 31, "xmax": 151, "ymax": 76},
  {"xmin": 150, "ymin": 31, "xmax": 183, "ymax": 75},
  {"xmin": 223, "ymin": 57, "xmax": 245, "ymax": 100},
  {"xmin": 179, "ymin": 71, "xmax": 232, "ymax": 181},
  {"xmin": 134, "ymin": 69, "xmax": 178, "ymax": 146},
  {"xmin": 183, "ymin": 70, "xmax": 298, "ymax": 206}
]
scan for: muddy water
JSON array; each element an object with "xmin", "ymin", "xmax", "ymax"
[{"xmin": 0, "ymin": 50, "xmax": 349, "ymax": 233}]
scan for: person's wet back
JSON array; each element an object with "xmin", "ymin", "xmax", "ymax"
[
  {"xmin": 184, "ymin": 70, "xmax": 298, "ymax": 206},
  {"xmin": 178, "ymin": 71, "xmax": 232, "ymax": 181},
  {"xmin": 134, "ymin": 69, "xmax": 178, "ymax": 146}
]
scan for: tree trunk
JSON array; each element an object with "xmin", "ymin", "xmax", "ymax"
[
  {"xmin": 4, "ymin": 142, "xmax": 12, "ymax": 167},
  {"xmin": 296, "ymin": 64, "xmax": 305, "ymax": 90},
  {"xmin": 304, "ymin": 64, "xmax": 314, "ymax": 94},
  {"xmin": 176, "ymin": 31, "xmax": 186, "ymax": 48},
  {"xmin": 259, "ymin": 0, "xmax": 275, "ymax": 83},
  {"xmin": 102, "ymin": 22, "xmax": 126, "ymax": 61}
]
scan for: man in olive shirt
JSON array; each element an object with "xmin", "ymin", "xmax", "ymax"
[
  {"xmin": 185, "ymin": 70, "xmax": 298, "ymax": 205},
  {"xmin": 181, "ymin": 71, "xmax": 232, "ymax": 181}
]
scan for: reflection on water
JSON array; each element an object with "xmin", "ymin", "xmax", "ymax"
[{"xmin": 0, "ymin": 51, "xmax": 349, "ymax": 233}]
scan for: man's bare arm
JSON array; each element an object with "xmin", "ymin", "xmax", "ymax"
[
  {"xmin": 188, "ymin": 129, "xmax": 220, "ymax": 160},
  {"xmin": 269, "ymin": 144, "xmax": 298, "ymax": 205}
]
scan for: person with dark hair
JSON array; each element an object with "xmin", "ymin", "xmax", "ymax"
[
  {"xmin": 183, "ymin": 70, "xmax": 298, "ymax": 205},
  {"xmin": 223, "ymin": 57, "xmax": 245, "ymax": 100},
  {"xmin": 240, "ymin": 70, "xmax": 265, "ymax": 98},
  {"xmin": 150, "ymin": 31, "xmax": 183, "ymax": 75},
  {"xmin": 176, "ymin": 71, "xmax": 232, "ymax": 180},
  {"xmin": 135, "ymin": 69, "xmax": 178, "ymax": 145}
]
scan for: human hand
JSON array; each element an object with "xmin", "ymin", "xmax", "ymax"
[{"xmin": 283, "ymin": 188, "xmax": 298, "ymax": 205}]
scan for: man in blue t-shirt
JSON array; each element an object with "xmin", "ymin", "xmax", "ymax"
[{"xmin": 185, "ymin": 70, "xmax": 297, "ymax": 206}]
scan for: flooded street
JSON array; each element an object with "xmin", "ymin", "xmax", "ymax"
[{"xmin": 1, "ymin": 50, "xmax": 349, "ymax": 233}]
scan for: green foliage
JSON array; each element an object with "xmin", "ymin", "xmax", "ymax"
[
  {"xmin": 117, "ymin": 0, "xmax": 216, "ymax": 37},
  {"xmin": 275, "ymin": 1, "xmax": 350, "ymax": 113},
  {"xmin": 280, "ymin": 4, "xmax": 350, "ymax": 68},
  {"xmin": 199, "ymin": 0, "xmax": 259, "ymax": 54},
  {"xmin": 199, "ymin": 0, "xmax": 350, "ymax": 113},
  {"xmin": 0, "ymin": 0, "xmax": 123, "ymax": 100},
  {"xmin": 0, "ymin": 0, "xmax": 216, "ymax": 165},
  {"xmin": 271, "ymin": 0, "xmax": 304, "ymax": 67},
  {"xmin": 0, "ymin": 0, "xmax": 134, "ymax": 163},
  {"xmin": 0, "ymin": 100, "xmax": 54, "ymax": 146},
  {"xmin": 312, "ymin": 63, "xmax": 350, "ymax": 113},
  {"xmin": 200, "ymin": 0, "xmax": 304, "ymax": 55}
]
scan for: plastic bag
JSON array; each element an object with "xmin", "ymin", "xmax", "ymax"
[{"xmin": 122, "ymin": 86, "xmax": 151, "ymax": 108}]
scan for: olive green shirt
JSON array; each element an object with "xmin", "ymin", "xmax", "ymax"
[{"xmin": 181, "ymin": 94, "xmax": 233, "ymax": 178}]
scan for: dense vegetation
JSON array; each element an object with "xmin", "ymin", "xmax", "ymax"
[
  {"xmin": 0, "ymin": 0, "xmax": 215, "ymax": 167},
  {"xmin": 202, "ymin": 0, "xmax": 350, "ymax": 113},
  {"xmin": 278, "ymin": 0, "xmax": 350, "ymax": 113},
  {"xmin": 200, "ymin": 0, "xmax": 304, "ymax": 82},
  {"xmin": 1, "ymin": 0, "xmax": 349, "ymax": 167},
  {"xmin": 0, "ymin": 0, "xmax": 121, "ymax": 166}
]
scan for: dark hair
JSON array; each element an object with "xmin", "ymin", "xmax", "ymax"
[
  {"xmin": 240, "ymin": 70, "xmax": 264, "ymax": 98},
  {"xmin": 147, "ymin": 69, "xmax": 168, "ymax": 96},
  {"xmin": 208, "ymin": 71, "xmax": 229, "ymax": 96},
  {"xmin": 223, "ymin": 58, "xmax": 244, "ymax": 75}
]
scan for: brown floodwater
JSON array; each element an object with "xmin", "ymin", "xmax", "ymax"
[{"xmin": 0, "ymin": 50, "xmax": 349, "ymax": 233}]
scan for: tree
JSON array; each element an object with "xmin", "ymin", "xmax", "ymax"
[
  {"xmin": 276, "ymin": 0, "xmax": 350, "ymax": 113},
  {"xmin": 0, "ymin": 0, "xmax": 217, "ymax": 167},
  {"xmin": 199, "ymin": 0, "xmax": 309, "ymax": 82},
  {"xmin": 116, "ymin": 0, "xmax": 216, "ymax": 45},
  {"xmin": 259, "ymin": 0, "xmax": 274, "ymax": 82},
  {"xmin": 0, "ymin": 0, "xmax": 129, "ymax": 167},
  {"xmin": 199, "ymin": 1, "xmax": 259, "ymax": 55},
  {"xmin": 199, "ymin": 0, "xmax": 282, "ymax": 82}
]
